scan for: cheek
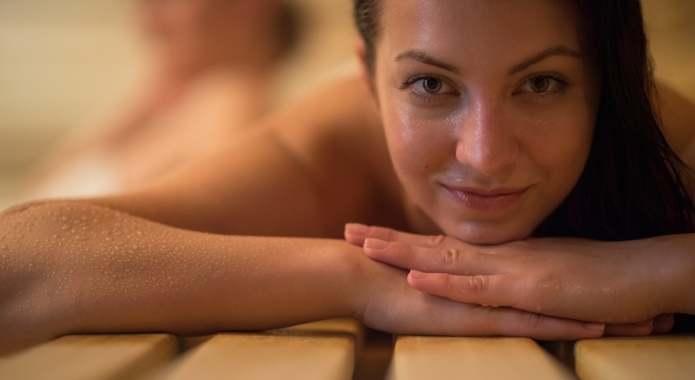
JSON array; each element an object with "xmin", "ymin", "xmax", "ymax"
[
  {"xmin": 524, "ymin": 105, "xmax": 595, "ymax": 195},
  {"xmin": 381, "ymin": 99, "xmax": 455, "ymax": 183}
]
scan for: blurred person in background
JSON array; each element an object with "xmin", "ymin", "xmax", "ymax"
[{"xmin": 25, "ymin": 0, "xmax": 299, "ymax": 198}]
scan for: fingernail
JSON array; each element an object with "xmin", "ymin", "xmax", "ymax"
[
  {"xmin": 409, "ymin": 270, "xmax": 429, "ymax": 279},
  {"xmin": 364, "ymin": 238, "xmax": 389, "ymax": 250},
  {"xmin": 583, "ymin": 322, "xmax": 605, "ymax": 332},
  {"xmin": 345, "ymin": 223, "xmax": 369, "ymax": 236}
]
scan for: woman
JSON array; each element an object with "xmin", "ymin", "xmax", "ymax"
[{"xmin": 1, "ymin": 0, "xmax": 694, "ymax": 354}]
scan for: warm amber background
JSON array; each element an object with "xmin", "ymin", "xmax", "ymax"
[{"xmin": 0, "ymin": 0, "xmax": 692, "ymax": 208}]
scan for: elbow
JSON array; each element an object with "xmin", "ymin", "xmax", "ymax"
[
  {"xmin": 0, "ymin": 199, "xmax": 91, "ymax": 352},
  {"xmin": 0, "ymin": 200, "xmax": 65, "ymax": 309}
]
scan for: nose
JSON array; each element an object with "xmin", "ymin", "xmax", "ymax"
[{"xmin": 455, "ymin": 96, "xmax": 519, "ymax": 177}]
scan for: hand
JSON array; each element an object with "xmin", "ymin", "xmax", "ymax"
[
  {"xmin": 345, "ymin": 224, "xmax": 679, "ymax": 336},
  {"xmin": 347, "ymin": 247, "xmax": 607, "ymax": 340}
]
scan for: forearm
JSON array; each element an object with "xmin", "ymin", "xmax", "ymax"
[{"xmin": 0, "ymin": 200, "xmax": 359, "ymax": 353}]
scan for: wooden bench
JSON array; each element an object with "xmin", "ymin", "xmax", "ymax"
[
  {"xmin": 387, "ymin": 336, "xmax": 573, "ymax": 380},
  {"xmin": 0, "ymin": 334, "xmax": 176, "ymax": 380},
  {"xmin": 575, "ymin": 336, "xmax": 695, "ymax": 380},
  {"xmin": 1, "ymin": 321, "xmax": 693, "ymax": 379}
]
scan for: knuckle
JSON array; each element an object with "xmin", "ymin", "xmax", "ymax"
[
  {"xmin": 467, "ymin": 275, "xmax": 488, "ymax": 293},
  {"xmin": 428, "ymin": 234, "xmax": 447, "ymax": 248},
  {"xmin": 442, "ymin": 248, "xmax": 461, "ymax": 267},
  {"xmin": 522, "ymin": 312, "xmax": 547, "ymax": 330}
]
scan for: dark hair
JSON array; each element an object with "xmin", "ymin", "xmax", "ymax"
[
  {"xmin": 272, "ymin": 1, "xmax": 302, "ymax": 61},
  {"xmin": 353, "ymin": 0, "xmax": 694, "ymax": 240},
  {"xmin": 354, "ymin": 0, "xmax": 382, "ymax": 72}
]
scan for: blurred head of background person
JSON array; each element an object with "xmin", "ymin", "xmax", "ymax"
[
  {"xmin": 131, "ymin": 0, "xmax": 302, "ymax": 111},
  {"xmin": 137, "ymin": 0, "xmax": 299, "ymax": 79},
  {"xmin": 25, "ymin": 0, "xmax": 303, "ymax": 199}
]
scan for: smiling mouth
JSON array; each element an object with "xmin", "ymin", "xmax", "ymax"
[{"xmin": 442, "ymin": 185, "xmax": 529, "ymax": 212}]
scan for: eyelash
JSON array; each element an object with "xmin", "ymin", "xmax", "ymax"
[
  {"xmin": 399, "ymin": 72, "xmax": 572, "ymax": 103},
  {"xmin": 399, "ymin": 74, "xmax": 455, "ymax": 103},
  {"xmin": 518, "ymin": 72, "xmax": 571, "ymax": 99}
]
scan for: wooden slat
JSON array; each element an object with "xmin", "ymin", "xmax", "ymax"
[
  {"xmin": 0, "ymin": 334, "xmax": 176, "ymax": 380},
  {"xmin": 575, "ymin": 336, "xmax": 695, "ymax": 380},
  {"xmin": 387, "ymin": 336, "xmax": 574, "ymax": 380},
  {"xmin": 163, "ymin": 319, "xmax": 359, "ymax": 380}
]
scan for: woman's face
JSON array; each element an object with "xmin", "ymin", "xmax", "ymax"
[{"xmin": 369, "ymin": 0, "xmax": 600, "ymax": 244}]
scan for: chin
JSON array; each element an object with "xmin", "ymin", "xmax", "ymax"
[{"xmin": 441, "ymin": 221, "xmax": 534, "ymax": 246}]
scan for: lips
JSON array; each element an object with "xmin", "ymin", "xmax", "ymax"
[{"xmin": 441, "ymin": 184, "xmax": 529, "ymax": 212}]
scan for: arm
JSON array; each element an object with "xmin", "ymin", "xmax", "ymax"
[
  {"xmin": 0, "ymin": 201, "xmax": 358, "ymax": 353},
  {"xmin": 0, "ymin": 200, "xmax": 604, "ymax": 355}
]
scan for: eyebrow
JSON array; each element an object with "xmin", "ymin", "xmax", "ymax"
[
  {"xmin": 394, "ymin": 45, "xmax": 583, "ymax": 75},
  {"xmin": 508, "ymin": 45, "xmax": 583, "ymax": 74},
  {"xmin": 394, "ymin": 50, "xmax": 460, "ymax": 74}
]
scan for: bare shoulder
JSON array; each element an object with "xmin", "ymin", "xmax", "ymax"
[
  {"xmin": 266, "ymin": 73, "xmax": 401, "ymax": 233},
  {"xmin": 657, "ymin": 82, "xmax": 695, "ymax": 161},
  {"xmin": 269, "ymin": 73, "xmax": 389, "ymax": 182},
  {"xmin": 657, "ymin": 81, "xmax": 695, "ymax": 202},
  {"xmin": 90, "ymin": 73, "xmax": 396, "ymax": 238}
]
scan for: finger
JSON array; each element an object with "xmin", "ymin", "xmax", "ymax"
[
  {"xmin": 345, "ymin": 223, "xmax": 452, "ymax": 248},
  {"xmin": 467, "ymin": 306, "xmax": 605, "ymax": 341},
  {"xmin": 604, "ymin": 320, "xmax": 654, "ymax": 336},
  {"xmin": 363, "ymin": 238, "xmax": 500, "ymax": 275},
  {"xmin": 405, "ymin": 295, "xmax": 604, "ymax": 340},
  {"xmin": 344, "ymin": 223, "xmax": 371, "ymax": 246},
  {"xmin": 652, "ymin": 314, "xmax": 675, "ymax": 334},
  {"xmin": 408, "ymin": 271, "xmax": 515, "ymax": 306}
]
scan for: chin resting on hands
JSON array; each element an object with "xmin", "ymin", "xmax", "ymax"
[{"xmin": 345, "ymin": 223, "xmax": 693, "ymax": 336}]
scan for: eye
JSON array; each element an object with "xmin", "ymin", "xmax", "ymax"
[
  {"xmin": 516, "ymin": 74, "xmax": 569, "ymax": 96},
  {"xmin": 421, "ymin": 77, "xmax": 443, "ymax": 94},
  {"xmin": 401, "ymin": 75, "xmax": 457, "ymax": 101},
  {"xmin": 412, "ymin": 76, "xmax": 453, "ymax": 95},
  {"xmin": 530, "ymin": 77, "xmax": 551, "ymax": 93}
]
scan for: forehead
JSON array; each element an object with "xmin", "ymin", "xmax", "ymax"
[{"xmin": 377, "ymin": 0, "xmax": 586, "ymax": 67}]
